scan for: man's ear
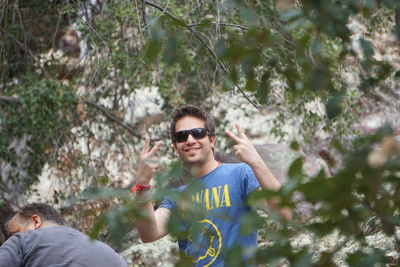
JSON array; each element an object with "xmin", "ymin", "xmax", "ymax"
[
  {"xmin": 209, "ymin": 136, "xmax": 216, "ymax": 148},
  {"xmin": 171, "ymin": 142, "xmax": 177, "ymax": 150},
  {"xmin": 31, "ymin": 215, "xmax": 43, "ymax": 229}
]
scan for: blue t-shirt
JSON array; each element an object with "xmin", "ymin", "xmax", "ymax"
[{"xmin": 159, "ymin": 163, "xmax": 260, "ymax": 266}]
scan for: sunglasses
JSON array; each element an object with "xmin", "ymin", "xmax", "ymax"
[{"xmin": 174, "ymin": 128, "xmax": 209, "ymax": 143}]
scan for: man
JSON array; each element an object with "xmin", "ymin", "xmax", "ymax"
[
  {"xmin": 135, "ymin": 105, "xmax": 291, "ymax": 266},
  {"xmin": 0, "ymin": 203, "xmax": 127, "ymax": 267}
]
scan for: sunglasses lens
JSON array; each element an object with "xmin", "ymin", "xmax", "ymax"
[
  {"xmin": 175, "ymin": 131, "xmax": 189, "ymax": 143},
  {"xmin": 191, "ymin": 128, "xmax": 207, "ymax": 139},
  {"xmin": 175, "ymin": 128, "xmax": 208, "ymax": 143}
]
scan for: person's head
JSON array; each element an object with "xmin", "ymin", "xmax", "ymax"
[
  {"xmin": 5, "ymin": 203, "xmax": 64, "ymax": 238},
  {"xmin": 170, "ymin": 105, "xmax": 217, "ymax": 167},
  {"xmin": 170, "ymin": 105, "xmax": 216, "ymax": 143}
]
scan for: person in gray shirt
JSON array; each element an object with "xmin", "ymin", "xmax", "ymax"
[{"xmin": 0, "ymin": 203, "xmax": 127, "ymax": 267}]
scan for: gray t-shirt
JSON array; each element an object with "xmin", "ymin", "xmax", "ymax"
[{"xmin": 0, "ymin": 225, "xmax": 127, "ymax": 267}]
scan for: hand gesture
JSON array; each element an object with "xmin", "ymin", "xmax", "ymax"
[
  {"xmin": 224, "ymin": 123, "xmax": 263, "ymax": 167},
  {"xmin": 136, "ymin": 136, "xmax": 163, "ymax": 186}
]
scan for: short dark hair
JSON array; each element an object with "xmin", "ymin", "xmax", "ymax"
[
  {"xmin": 15, "ymin": 203, "xmax": 64, "ymax": 226},
  {"xmin": 170, "ymin": 105, "xmax": 216, "ymax": 143}
]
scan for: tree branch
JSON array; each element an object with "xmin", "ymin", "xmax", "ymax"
[
  {"xmin": 0, "ymin": 27, "xmax": 37, "ymax": 61},
  {"xmin": 84, "ymin": 100, "xmax": 141, "ymax": 138},
  {"xmin": 0, "ymin": 95, "xmax": 144, "ymax": 138},
  {"xmin": 144, "ymin": 0, "xmax": 260, "ymax": 110},
  {"xmin": 188, "ymin": 22, "xmax": 249, "ymax": 30},
  {"xmin": 0, "ymin": 95, "xmax": 20, "ymax": 103},
  {"xmin": 396, "ymin": 9, "xmax": 400, "ymax": 44}
]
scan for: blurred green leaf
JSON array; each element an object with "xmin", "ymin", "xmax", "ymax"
[
  {"xmin": 82, "ymin": 187, "xmax": 130, "ymax": 200},
  {"xmin": 326, "ymin": 94, "xmax": 343, "ymax": 120}
]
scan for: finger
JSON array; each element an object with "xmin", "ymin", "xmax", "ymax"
[
  {"xmin": 234, "ymin": 150, "xmax": 241, "ymax": 158},
  {"xmin": 148, "ymin": 141, "xmax": 163, "ymax": 156},
  {"xmin": 142, "ymin": 136, "xmax": 150, "ymax": 153},
  {"xmin": 233, "ymin": 145, "xmax": 239, "ymax": 151},
  {"xmin": 224, "ymin": 129, "xmax": 241, "ymax": 143},
  {"xmin": 235, "ymin": 123, "xmax": 246, "ymax": 139}
]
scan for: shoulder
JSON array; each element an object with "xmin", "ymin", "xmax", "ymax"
[
  {"xmin": 28, "ymin": 225, "xmax": 86, "ymax": 242},
  {"xmin": 1, "ymin": 233, "xmax": 21, "ymax": 247},
  {"xmin": 219, "ymin": 162, "xmax": 252, "ymax": 174}
]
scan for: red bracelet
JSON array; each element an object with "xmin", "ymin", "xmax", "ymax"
[{"xmin": 132, "ymin": 184, "xmax": 152, "ymax": 193}]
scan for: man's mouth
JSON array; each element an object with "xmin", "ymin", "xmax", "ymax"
[{"xmin": 185, "ymin": 147, "xmax": 201, "ymax": 152}]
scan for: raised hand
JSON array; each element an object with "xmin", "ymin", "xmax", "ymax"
[
  {"xmin": 136, "ymin": 136, "xmax": 163, "ymax": 186},
  {"xmin": 224, "ymin": 123, "xmax": 263, "ymax": 167}
]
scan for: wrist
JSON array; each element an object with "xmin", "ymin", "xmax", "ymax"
[
  {"xmin": 132, "ymin": 184, "xmax": 152, "ymax": 193},
  {"xmin": 135, "ymin": 188, "xmax": 153, "ymax": 204}
]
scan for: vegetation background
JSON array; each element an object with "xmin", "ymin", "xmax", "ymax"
[{"xmin": 1, "ymin": 0, "xmax": 399, "ymax": 266}]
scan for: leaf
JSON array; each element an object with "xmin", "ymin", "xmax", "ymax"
[
  {"xmin": 293, "ymin": 253, "xmax": 314, "ymax": 267},
  {"xmin": 239, "ymin": 6, "xmax": 259, "ymax": 25},
  {"xmin": 325, "ymin": 94, "xmax": 343, "ymax": 120},
  {"xmin": 288, "ymin": 157, "xmax": 303, "ymax": 181},
  {"xmin": 240, "ymin": 212, "xmax": 264, "ymax": 235},
  {"xmin": 82, "ymin": 187, "xmax": 130, "ymax": 200},
  {"xmin": 359, "ymin": 38, "xmax": 374, "ymax": 59},
  {"xmin": 306, "ymin": 221, "xmax": 336, "ymax": 236},
  {"xmin": 280, "ymin": 9, "xmax": 303, "ymax": 21},
  {"xmin": 145, "ymin": 40, "xmax": 161, "ymax": 63},
  {"xmin": 89, "ymin": 214, "xmax": 106, "ymax": 240}
]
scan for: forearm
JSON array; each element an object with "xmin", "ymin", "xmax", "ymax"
[
  {"xmin": 251, "ymin": 158, "xmax": 281, "ymax": 191},
  {"xmin": 250, "ymin": 158, "xmax": 292, "ymax": 221},
  {"xmin": 136, "ymin": 201, "xmax": 158, "ymax": 242}
]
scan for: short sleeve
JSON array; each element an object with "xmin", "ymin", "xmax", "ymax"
[
  {"xmin": 159, "ymin": 197, "xmax": 177, "ymax": 210},
  {"xmin": 0, "ymin": 235, "xmax": 23, "ymax": 267},
  {"xmin": 241, "ymin": 164, "xmax": 260, "ymax": 197}
]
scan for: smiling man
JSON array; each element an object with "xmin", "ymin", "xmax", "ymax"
[
  {"xmin": 134, "ymin": 105, "xmax": 291, "ymax": 266},
  {"xmin": 0, "ymin": 203, "xmax": 127, "ymax": 267}
]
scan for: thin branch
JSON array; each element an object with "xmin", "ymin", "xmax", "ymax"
[
  {"xmin": 0, "ymin": 27, "xmax": 37, "ymax": 60},
  {"xmin": 84, "ymin": 100, "xmax": 141, "ymax": 138},
  {"xmin": 188, "ymin": 22, "xmax": 249, "ymax": 30},
  {"xmin": 143, "ymin": 0, "xmax": 171, "ymax": 30},
  {"xmin": 396, "ymin": 9, "xmax": 400, "ymax": 44},
  {"xmin": 0, "ymin": 95, "xmax": 20, "ymax": 103},
  {"xmin": 144, "ymin": 0, "xmax": 260, "ymax": 110},
  {"xmin": 0, "ymin": 95, "xmax": 145, "ymax": 138},
  {"xmin": 141, "ymin": 0, "xmax": 147, "ymax": 28},
  {"xmin": 52, "ymin": 12, "xmax": 63, "ymax": 50},
  {"xmin": 134, "ymin": 0, "xmax": 146, "ymax": 45}
]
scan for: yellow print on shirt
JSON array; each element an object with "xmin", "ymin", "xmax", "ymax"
[
  {"xmin": 191, "ymin": 184, "xmax": 231, "ymax": 210},
  {"xmin": 191, "ymin": 219, "xmax": 222, "ymax": 267}
]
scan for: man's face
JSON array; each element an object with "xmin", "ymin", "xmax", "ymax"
[
  {"xmin": 6, "ymin": 215, "xmax": 34, "ymax": 238},
  {"xmin": 174, "ymin": 115, "xmax": 215, "ymax": 165}
]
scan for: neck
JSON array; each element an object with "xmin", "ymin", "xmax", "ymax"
[
  {"xmin": 184, "ymin": 158, "xmax": 219, "ymax": 178},
  {"xmin": 40, "ymin": 222, "xmax": 60, "ymax": 229}
]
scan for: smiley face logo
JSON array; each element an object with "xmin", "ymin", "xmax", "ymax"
[{"xmin": 187, "ymin": 219, "xmax": 222, "ymax": 267}]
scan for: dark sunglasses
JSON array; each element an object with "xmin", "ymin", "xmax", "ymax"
[{"xmin": 174, "ymin": 128, "xmax": 209, "ymax": 143}]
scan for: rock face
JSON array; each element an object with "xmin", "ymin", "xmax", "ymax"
[{"xmin": 121, "ymin": 236, "xmax": 178, "ymax": 267}]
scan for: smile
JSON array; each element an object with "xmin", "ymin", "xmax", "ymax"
[{"xmin": 185, "ymin": 147, "xmax": 201, "ymax": 152}]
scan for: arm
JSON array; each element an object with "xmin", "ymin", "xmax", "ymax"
[
  {"xmin": 134, "ymin": 136, "xmax": 171, "ymax": 242},
  {"xmin": 135, "ymin": 201, "xmax": 170, "ymax": 242},
  {"xmin": 225, "ymin": 124, "xmax": 292, "ymax": 221}
]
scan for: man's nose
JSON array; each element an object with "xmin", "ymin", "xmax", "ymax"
[{"xmin": 186, "ymin": 134, "xmax": 196, "ymax": 143}]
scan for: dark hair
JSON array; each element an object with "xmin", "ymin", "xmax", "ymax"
[
  {"xmin": 15, "ymin": 203, "xmax": 64, "ymax": 226},
  {"xmin": 170, "ymin": 105, "xmax": 216, "ymax": 143}
]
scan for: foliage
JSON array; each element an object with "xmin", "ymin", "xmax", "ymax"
[
  {"xmin": 0, "ymin": 77, "xmax": 76, "ymax": 190},
  {"xmin": 1, "ymin": 0, "xmax": 400, "ymax": 265}
]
